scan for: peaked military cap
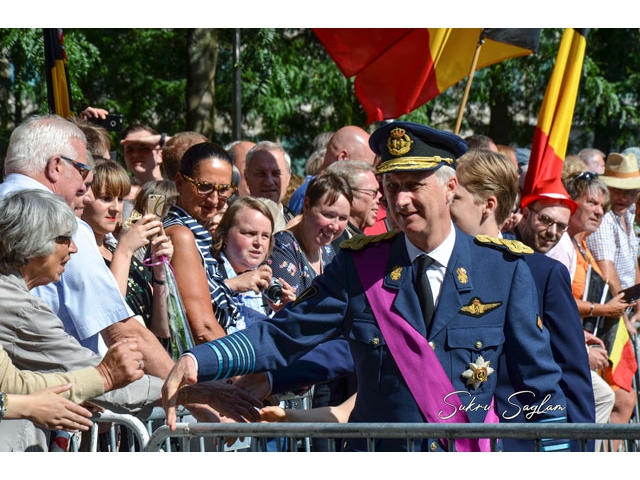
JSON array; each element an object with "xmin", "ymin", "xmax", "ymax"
[{"xmin": 370, "ymin": 121, "xmax": 468, "ymax": 174}]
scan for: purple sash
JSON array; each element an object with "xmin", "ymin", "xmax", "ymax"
[{"xmin": 353, "ymin": 242, "xmax": 498, "ymax": 452}]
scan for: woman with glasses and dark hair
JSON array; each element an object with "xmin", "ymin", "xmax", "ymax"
[{"xmin": 164, "ymin": 142, "xmax": 238, "ymax": 343}]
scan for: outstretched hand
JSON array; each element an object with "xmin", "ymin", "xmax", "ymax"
[
  {"xmin": 12, "ymin": 384, "xmax": 94, "ymax": 432},
  {"xmin": 180, "ymin": 380, "xmax": 262, "ymax": 423},
  {"xmin": 162, "ymin": 355, "xmax": 199, "ymax": 430}
]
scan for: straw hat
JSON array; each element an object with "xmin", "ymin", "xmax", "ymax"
[{"xmin": 600, "ymin": 152, "xmax": 640, "ymax": 190}]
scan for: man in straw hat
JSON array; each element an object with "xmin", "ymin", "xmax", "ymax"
[{"xmin": 161, "ymin": 121, "xmax": 569, "ymax": 452}]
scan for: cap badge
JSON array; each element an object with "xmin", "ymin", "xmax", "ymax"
[{"xmin": 386, "ymin": 127, "xmax": 413, "ymax": 157}]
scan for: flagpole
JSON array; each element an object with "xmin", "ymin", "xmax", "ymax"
[{"xmin": 454, "ymin": 34, "xmax": 485, "ymax": 135}]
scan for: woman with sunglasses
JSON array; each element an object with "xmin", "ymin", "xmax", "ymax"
[{"xmin": 164, "ymin": 142, "xmax": 239, "ymax": 343}]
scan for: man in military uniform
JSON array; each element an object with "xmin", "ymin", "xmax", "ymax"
[{"xmin": 162, "ymin": 121, "xmax": 569, "ymax": 452}]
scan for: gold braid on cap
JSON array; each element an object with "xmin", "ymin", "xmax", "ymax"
[{"xmin": 376, "ymin": 156, "xmax": 454, "ymax": 174}]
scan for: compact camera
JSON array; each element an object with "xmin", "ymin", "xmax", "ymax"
[{"xmin": 263, "ymin": 278, "xmax": 284, "ymax": 303}]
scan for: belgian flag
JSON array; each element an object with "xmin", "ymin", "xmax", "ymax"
[
  {"xmin": 522, "ymin": 29, "xmax": 588, "ymax": 198},
  {"xmin": 313, "ymin": 28, "xmax": 540, "ymax": 125},
  {"xmin": 44, "ymin": 28, "xmax": 73, "ymax": 118}
]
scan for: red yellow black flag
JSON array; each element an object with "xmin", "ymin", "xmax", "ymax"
[
  {"xmin": 44, "ymin": 28, "xmax": 73, "ymax": 118},
  {"xmin": 522, "ymin": 28, "xmax": 588, "ymax": 198},
  {"xmin": 313, "ymin": 28, "xmax": 540, "ymax": 125}
]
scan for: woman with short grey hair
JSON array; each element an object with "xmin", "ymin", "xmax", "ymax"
[
  {"xmin": 0, "ymin": 189, "xmax": 77, "ymax": 275},
  {"xmin": 0, "ymin": 189, "xmax": 146, "ymax": 439}
]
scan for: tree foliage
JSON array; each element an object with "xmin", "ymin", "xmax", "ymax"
[{"xmin": 2, "ymin": 28, "xmax": 640, "ymax": 174}]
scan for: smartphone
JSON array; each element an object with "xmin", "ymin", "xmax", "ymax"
[
  {"xmin": 89, "ymin": 114, "xmax": 124, "ymax": 132},
  {"xmin": 146, "ymin": 194, "xmax": 165, "ymax": 218}
]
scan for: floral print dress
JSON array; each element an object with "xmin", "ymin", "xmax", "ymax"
[{"xmin": 268, "ymin": 230, "xmax": 335, "ymax": 295}]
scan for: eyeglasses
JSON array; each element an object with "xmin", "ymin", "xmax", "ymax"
[
  {"xmin": 182, "ymin": 174, "xmax": 237, "ymax": 201},
  {"xmin": 60, "ymin": 155, "xmax": 92, "ymax": 180},
  {"xmin": 529, "ymin": 208, "xmax": 569, "ymax": 233},
  {"xmin": 353, "ymin": 188, "xmax": 380, "ymax": 198},
  {"xmin": 54, "ymin": 235, "xmax": 73, "ymax": 246}
]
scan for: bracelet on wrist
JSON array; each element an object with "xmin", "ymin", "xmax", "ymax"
[
  {"xmin": 589, "ymin": 303, "xmax": 595, "ymax": 316},
  {"xmin": 0, "ymin": 391, "xmax": 8, "ymax": 422}
]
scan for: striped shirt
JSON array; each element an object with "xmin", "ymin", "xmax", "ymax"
[{"xmin": 164, "ymin": 205, "xmax": 238, "ymax": 331}]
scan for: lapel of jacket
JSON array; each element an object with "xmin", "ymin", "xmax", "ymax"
[
  {"xmin": 381, "ymin": 233, "xmax": 428, "ymax": 337},
  {"xmin": 428, "ymin": 228, "xmax": 474, "ymax": 339}
]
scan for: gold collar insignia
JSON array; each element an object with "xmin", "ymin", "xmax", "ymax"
[
  {"xmin": 390, "ymin": 265, "xmax": 402, "ymax": 281},
  {"xmin": 456, "ymin": 267, "xmax": 468, "ymax": 284}
]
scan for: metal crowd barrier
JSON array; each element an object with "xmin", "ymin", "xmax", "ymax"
[
  {"xmin": 71, "ymin": 390, "xmax": 314, "ymax": 452},
  {"xmin": 71, "ymin": 412, "xmax": 640, "ymax": 452},
  {"xmin": 144, "ymin": 422, "xmax": 640, "ymax": 452}
]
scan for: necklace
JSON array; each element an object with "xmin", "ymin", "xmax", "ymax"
[{"xmin": 572, "ymin": 236, "xmax": 593, "ymax": 268}]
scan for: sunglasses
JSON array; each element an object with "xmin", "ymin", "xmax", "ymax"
[
  {"xmin": 574, "ymin": 171, "xmax": 599, "ymax": 182},
  {"xmin": 60, "ymin": 155, "xmax": 92, "ymax": 180},
  {"xmin": 182, "ymin": 174, "xmax": 237, "ymax": 201}
]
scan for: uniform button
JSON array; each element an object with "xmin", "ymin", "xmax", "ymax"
[
  {"xmin": 370, "ymin": 337, "xmax": 380, "ymax": 346},
  {"xmin": 430, "ymin": 442, "xmax": 438, "ymax": 451},
  {"xmin": 428, "ymin": 341, "xmax": 436, "ymax": 350},
  {"xmin": 474, "ymin": 340, "xmax": 483, "ymax": 349}
]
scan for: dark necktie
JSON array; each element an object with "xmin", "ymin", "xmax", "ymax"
[{"xmin": 415, "ymin": 254, "xmax": 435, "ymax": 331}]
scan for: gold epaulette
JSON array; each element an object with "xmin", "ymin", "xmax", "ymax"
[
  {"xmin": 340, "ymin": 230, "xmax": 398, "ymax": 251},
  {"xmin": 474, "ymin": 234, "xmax": 534, "ymax": 255}
]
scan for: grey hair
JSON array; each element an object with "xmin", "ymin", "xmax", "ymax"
[
  {"xmin": 4, "ymin": 115, "xmax": 87, "ymax": 176},
  {"xmin": 245, "ymin": 141, "xmax": 291, "ymax": 174},
  {"xmin": 0, "ymin": 189, "xmax": 77, "ymax": 273},
  {"xmin": 435, "ymin": 165, "xmax": 456, "ymax": 186},
  {"xmin": 326, "ymin": 160, "xmax": 376, "ymax": 189}
]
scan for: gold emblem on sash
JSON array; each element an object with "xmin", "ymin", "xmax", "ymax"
[
  {"xmin": 537, "ymin": 315, "xmax": 544, "ymax": 332},
  {"xmin": 462, "ymin": 355, "xmax": 494, "ymax": 389},
  {"xmin": 460, "ymin": 297, "xmax": 502, "ymax": 316},
  {"xmin": 456, "ymin": 267, "xmax": 468, "ymax": 284},
  {"xmin": 387, "ymin": 127, "xmax": 413, "ymax": 157}
]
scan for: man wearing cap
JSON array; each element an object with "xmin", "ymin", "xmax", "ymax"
[
  {"xmin": 161, "ymin": 121, "xmax": 568, "ymax": 452},
  {"xmin": 587, "ymin": 152, "xmax": 640, "ymax": 330}
]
